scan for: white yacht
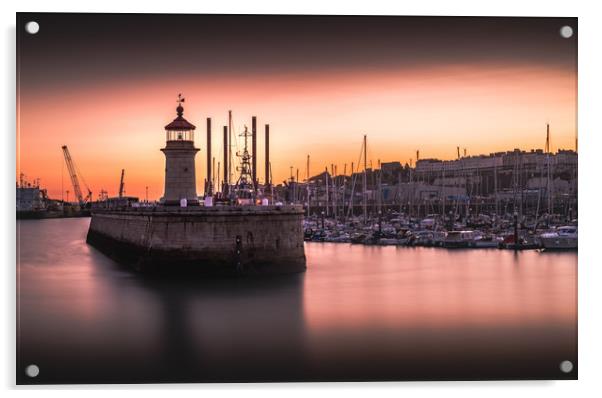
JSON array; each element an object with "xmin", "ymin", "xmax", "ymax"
[
  {"xmin": 472, "ymin": 232, "xmax": 501, "ymax": 248},
  {"xmin": 540, "ymin": 226, "xmax": 578, "ymax": 250},
  {"xmin": 442, "ymin": 230, "xmax": 475, "ymax": 248}
]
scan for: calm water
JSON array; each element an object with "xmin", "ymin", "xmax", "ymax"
[{"xmin": 17, "ymin": 218, "xmax": 577, "ymax": 383}]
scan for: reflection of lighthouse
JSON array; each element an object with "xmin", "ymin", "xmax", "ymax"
[{"xmin": 161, "ymin": 94, "xmax": 199, "ymax": 206}]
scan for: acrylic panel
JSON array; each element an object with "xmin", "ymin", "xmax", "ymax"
[{"xmin": 16, "ymin": 13, "xmax": 578, "ymax": 384}]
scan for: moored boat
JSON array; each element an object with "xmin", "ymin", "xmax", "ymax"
[
  {"xmin": 471, "ymin": 233, "xmax": 500, "ymax": 248},
  {"xmin": 540, "ymin": 226, "xmax": 577, "ymax": 250},
  {"xmin": 442, "ymin": 230, "xmax": 475, "ymax": 248}
]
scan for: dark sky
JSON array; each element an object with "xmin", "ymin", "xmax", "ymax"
[{"xmin": 17, "ymin": 13, "xmax": 577, "ymax": 91}]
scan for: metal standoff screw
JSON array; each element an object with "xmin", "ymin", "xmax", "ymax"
[{"xmin": 25, "ymin": 364, "xmax": 40, "ymax": 378}]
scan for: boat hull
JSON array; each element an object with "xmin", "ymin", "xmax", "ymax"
[
  {"xmin": 442, "ymin": 241, "xmax": 470, "ymax": 249},
  {"xmin": 540, "ymin": 237, "xmax": 577, "ymax": 251}
]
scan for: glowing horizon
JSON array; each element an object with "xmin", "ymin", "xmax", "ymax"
[{"xmin": 17, "ymin": 62, "xmax": 577, "ymax": 200}]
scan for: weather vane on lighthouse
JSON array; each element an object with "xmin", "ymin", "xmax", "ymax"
[{"xmin": 177, "ymin": 93, "xmax": 185, "ymax": 105}]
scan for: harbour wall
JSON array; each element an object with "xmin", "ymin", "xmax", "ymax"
[{"xmin": 86, "ymin": 205, "xmax": 306, "ymax": 274}]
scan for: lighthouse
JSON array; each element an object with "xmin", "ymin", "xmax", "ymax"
[{"xmin": 161, "ymin": 94, "xmax": 200, "ymax": 206}]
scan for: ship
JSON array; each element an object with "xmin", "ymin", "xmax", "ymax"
[{"xmin": 16, "ymin": 175, "xmax": 89, "ymax": 219}]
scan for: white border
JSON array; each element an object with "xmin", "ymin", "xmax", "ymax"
[{"xmin": 3, "ymin": 0, "xmax": 601, "ymax": 396}]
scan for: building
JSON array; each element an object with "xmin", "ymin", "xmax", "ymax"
[
  {"xmin": 290, "ymin": 147, "xmax": 577, "ymax": 218},
  {"xmin": 16, "ymin": 186, "xmax": 45, "ymax": 212}
]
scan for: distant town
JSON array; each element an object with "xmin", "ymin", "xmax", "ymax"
[
  {"xmin": 284, "ymin": 146, "xmax": 578, "ymax": 220},
  {"xmin": 17, "ymin": 144, "xmax": 577, "ymax": 222}
]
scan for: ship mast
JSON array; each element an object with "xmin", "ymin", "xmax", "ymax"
[{"xmin": 228, "ymin": 110, "xmax": 233, "ymax": 187}]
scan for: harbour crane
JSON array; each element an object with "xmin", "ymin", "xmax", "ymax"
[
  {"xmin": 118, "ymin": 169, "xmax": 125, "ymax": 198},
  {"xmin": 61, "ymin": 145, "xmax": 92, "ymax": 206}
]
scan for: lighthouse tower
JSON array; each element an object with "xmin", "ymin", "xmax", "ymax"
[{"xmin": 161, "ymin": 94, "xmax": 200, "ymax": 206}]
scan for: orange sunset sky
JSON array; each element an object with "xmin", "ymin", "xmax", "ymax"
[{"xmin": 17, "ymin": 14, "xmax": 577, "ymax": 200}]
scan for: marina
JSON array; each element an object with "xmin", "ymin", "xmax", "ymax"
[{"xmin": 302, "ymin": 212, "xmax": 577, "ymax": 251}]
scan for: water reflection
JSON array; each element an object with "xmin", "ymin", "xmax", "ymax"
[
  {"xmin": 17, "ymin": 219, "xmax": 576, "ymax": 383},
  {"xmin": 302, "ymin": 244, "xmax": 577, "ymax": 380}
]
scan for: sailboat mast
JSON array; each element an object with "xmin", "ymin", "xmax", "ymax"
[
  {"xmin": 269, "ymin": 162, "xmax": 274, "ymax": 201},
  {"xmin": 409, "ymin": 158, "xmax": 413, "ymax": 218},
  {"xmin": 307, "ymin": 154, "xmax": 310, "ymax": 217},
  {"xmin": 325, "ymin": 166, "xmax": 329, "ymax": 217},
  {"xmin": 349, "ymin": 162, "xmax": 355, "ymax": 218},
  {"xmin": 493, "ymin": 156, "xmax": 498, "ymax": 216},
  {"xmin": 342, "ymin": 163, "xmax": 347, "ymax": 221},
  {"xmin": 377, "ymin": 160, "xmax": 382, "ymax": 216},
  {"xmin": 363, "ymin": 134, "xmax": 367, "ymax": 224},
  {"xmin": 216, "ymin": 162, "xmax": 220, "ymax": 196},
  {"xmin": 212, "ymin": 157, "xmax": 216, "ymax": 194},
  {"xmin": 441, "ymin": 161, "xmax": 446, "ymax": 219},
  {"xmin": 398, "ymin": 169, "xmax": 403, "ymax": 214},
  {"xmin": 331, "ymin": 164, "xmax": 336, "ymax": 219}
]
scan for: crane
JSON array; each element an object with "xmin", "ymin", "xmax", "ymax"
[
  {"xmin": 61, "ymin": 145, "xmax": 92, "ymax": 206},
  {"xmin": 118, "ymin": 169, "xmax": 125, "ymax": 198}
]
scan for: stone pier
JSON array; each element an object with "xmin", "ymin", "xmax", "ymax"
[{"xmin": 86, "ymin": 205, "xmax": 306, "ymax": 274}]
